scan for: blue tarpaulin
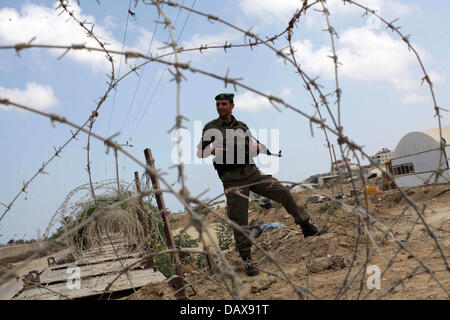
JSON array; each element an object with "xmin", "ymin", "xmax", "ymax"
[{"xmin": 262, "ymin": 222, "xmax": 285, "ymax": 233}]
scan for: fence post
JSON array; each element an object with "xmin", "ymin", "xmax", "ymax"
[
  {"xmin": 144, "ymin": 148, "xmax": 186, "ymax": 299},
  {"xmin": 114, "ymin": 148, "xmax": 120, "ymax": 195},
  {"xmin": 332, "ymin": 144, "xmax": 345, "ymax": 196},
  {"xmin": 134, "ymin": 171, "xmax": 149, "ymax": 238}
]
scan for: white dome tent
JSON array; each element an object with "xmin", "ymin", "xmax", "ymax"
[{"xmin": 391, "ymin": 124, "xmax": 450, "ymax": 188}]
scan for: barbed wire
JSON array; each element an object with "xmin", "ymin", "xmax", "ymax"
[{"xmin": 0, "ymin": 0, "xmax": 448, "ymax": 300}]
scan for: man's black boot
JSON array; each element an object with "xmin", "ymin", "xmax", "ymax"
[
  {"xmin": 300, "ymin": 220, "xmax": 325, "ymax": 238},
  {"xmin": 243, "ymin": 256, "xmax": 259, "ymax": 277}
]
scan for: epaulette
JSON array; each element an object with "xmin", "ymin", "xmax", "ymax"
[
  {"xmin": 237, "ymin": 120, "xmax": 249, "ymax": 130},
  {"xmin": 203, "ymin": 118, "xmax": 218, "ymax": 130}
]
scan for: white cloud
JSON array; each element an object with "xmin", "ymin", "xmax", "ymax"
[
  {"xmin": 0, "ymin": 2, "xmax": 159, "ymax": 73},
  {"xmin": 291, "ymin": 27, "xmax": 442, "ymax": 92},
  {"xmin": 179, "ymin": 31, "xmax": 242, "ymax": 61},
  {"xmin": 235, "ymin": 91, "xmax": 272, "ymax": 112},
  {"xmin": 103, "ymin": 15, "xmax": 118, "ymax": 29},
  {"xmin": 323, "ymin": 0, "xmax": 415, "ymax": 20},
  {"xmin": 182, "ymin": 31, "xmax": 239, "ymax": 48},
  {"xmin": 281, "ymin": 87, "xmax": 292, "ymax": 98},
  {"xmin": 0, "ymin": 82, "xmax": 58, "ymax": 110},
  {"xmin": 401, "ymin": 93, "xmax": 428, "ymax": 105},
  {"xmin": 235, "ymin": 88, "xmax": 291, "ymax": 112},
  {"xmin": 239, "ymin": 0, "xmax": 415, "ymax": 26},
  {"xmin": 239, "ymin": 0, "xmax": 299, "ymax": 25},
  {"xmin": 131, "ymin": 26, "xmax": 166, "ymax": 56},
  {"xmin": 367, "ymin": 0, "xmax": 415, "ymax": 16},
  {"xmin": 428, "ymin": 71, "xmax": 445, "ymax": 85}
]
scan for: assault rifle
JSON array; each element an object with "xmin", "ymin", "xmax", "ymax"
[{"xmin": 216, "ymin": 137, "xmax": 282, "ymax": 158}]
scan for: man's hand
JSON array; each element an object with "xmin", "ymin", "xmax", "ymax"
[
  {"xmin": 197, "ymin": 146, "xmax": 210, "ymax": 158},
  {"xmin": 196, "ymin": 143, "xmax": 226, "ymax": 158},
  {"xmin": 212, "ymin": 147, "xmax": 228, "ymax": 155},
  {"xmin": 211, "ymin": 141, "xmax": 229, "ymax": 156},
  {"xmin": 249, "ymin": 141, "xmax": 259, "ymax": 156}
]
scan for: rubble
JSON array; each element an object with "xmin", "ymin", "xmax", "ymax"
[{"xmin": 307, "ymin": 255, "xmax": 349, "ymax": 273}]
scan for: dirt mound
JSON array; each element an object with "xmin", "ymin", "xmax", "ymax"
[
  {"xmin": 370, "ymin": 182, "xmax": 450, "ymax": 210},
  {"xmin": 128, "ymin": 184, "xmax": 450, "ymax": 300},
  {"xmin": 123, "ymin": 280, "xmax": 176, "ymax": 300},
  {"xmin": 0, "ymin": 264, "xmax": 18, "ymax": 282},
  {"xmin": 307, "ymin": 254, "xmax": 349, "ymax": 273}
]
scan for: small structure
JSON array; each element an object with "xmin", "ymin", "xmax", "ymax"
[
  {"xmin": 391, "ymin": 124, "xmax": 450, "ymax": 188},
  {"xmin": 333, "ymin": 159, "xmax": 362, "ymax": 178},
  {"xmin": 370, "ymin": 148, "xmax": 393, "ymax": 167},
  {"xmin": 290, "ymin": 183, "xmax": 318, "ymax": 193},
  {"xmin": 307, "ymin": 194, "xmax": 330, "ymax": 203},
  {"xmin": 367, "ymin": 168, "xmax": 383, "ymax": 179}
]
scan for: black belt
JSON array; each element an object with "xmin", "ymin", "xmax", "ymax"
[{"xmin": 213, "ymin": 162, "xmax": 248, "ymax": 177}]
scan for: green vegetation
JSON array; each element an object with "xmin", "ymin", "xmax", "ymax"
[
  {"xmin": 46, "ymin": 193, "xmax": 209, "ymax": 277},
  {"xmin": 175, "ymin": 233, "xmax": 207, "ymax": 270},
  {"xmin": 153, "ymin": 254, "xmax": 173, "ymax": 278},
  {"xmin": 319, "ymin": 201, "xmax": 341, "ymax": 215},
  {"xmin": 346, "ymin": 198, "xmax": 356, "ymax": 206},
  {"xmin": 393, "ymin": 193, "xmax": 403, "ymax": 203},
  {"xmin": 214, "ymin": 220, "xmax": 234, "ymax": 251}
]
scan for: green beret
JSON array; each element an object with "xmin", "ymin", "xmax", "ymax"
[{"xmin": 215, "ymin": 93, "xmax": 235, "ymax": 101}]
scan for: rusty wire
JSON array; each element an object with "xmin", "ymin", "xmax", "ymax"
[{"xmin": 0, "ymin": 0, "xmax": 448, "ymax": 300}]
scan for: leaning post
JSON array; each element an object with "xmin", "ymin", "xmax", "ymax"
[{"xmin": 144, "ymin": 148, "xmax": 186, "ymax": 299}]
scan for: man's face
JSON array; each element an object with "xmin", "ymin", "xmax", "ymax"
[{"xmin": 216, "ymin": 99, "xmax": 234, "ymax": 118}]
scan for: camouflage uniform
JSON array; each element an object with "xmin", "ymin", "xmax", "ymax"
[{"xmin": 198, "ymin": 115, "xmax": 310, "ymax": 259}]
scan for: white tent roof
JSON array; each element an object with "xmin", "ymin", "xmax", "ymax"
[
  {"xmin": 421, "ymin": 124, "xmax": 450, "ymax": 143},
  {"xmin": 393, "ymin": 124, "xmax": 450, "ymax": 159},
  {"xmin": 368, "ymin": 168, "xmax": 383, "ymax": 177}
]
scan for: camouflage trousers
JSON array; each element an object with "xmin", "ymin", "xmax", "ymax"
[{"xmin": 221, "ymin": 165, "xmax": 310, "ymax": 259}]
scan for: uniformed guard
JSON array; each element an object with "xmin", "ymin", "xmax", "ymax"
[{"xmin": 197, "ymin": 93, "xmax": 324, "ymax": 276}]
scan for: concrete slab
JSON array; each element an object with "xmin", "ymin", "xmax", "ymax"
[
  {"xmin": 13, "ymin": 269, "xmax": 165, "ymax": 300},
  {"xmin": 41, "ymin": 258, "xmax": 142, "ymax": 284}
]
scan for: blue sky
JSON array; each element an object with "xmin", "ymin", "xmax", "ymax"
[{"xmin": 0, "ymin": 0, "xmax": 449, "ymax": 243}]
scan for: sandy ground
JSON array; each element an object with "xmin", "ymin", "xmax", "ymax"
[
  {"xmin": 173, "ymin": 224, "xmax": 220, "ymax": 249},
  {"xmin": 3, "ymin": 183, "xmax": 449, "ymax": 300},
  {"xmin": 131, "ymin": 183, "xmax": 450, "ymax": 300}
]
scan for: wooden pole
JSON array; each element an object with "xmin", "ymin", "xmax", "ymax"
[
  {"xmin": 114, "ymin": 148, "xmax": 120, "ymax": 195},
  {"xmin": 331, "ymin": 144, "xmax": 345, "ymax": 196},
  {"xmin": 135, "ymin": 171, "xmax": 154, "ymax": 269},
  {"xmin": 144, "ymin": 148, "xmax": 186, "ymax": 299},
  {"xmin": 134, "ymin": 171, "xmax": 149, "ymax": 238}
]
